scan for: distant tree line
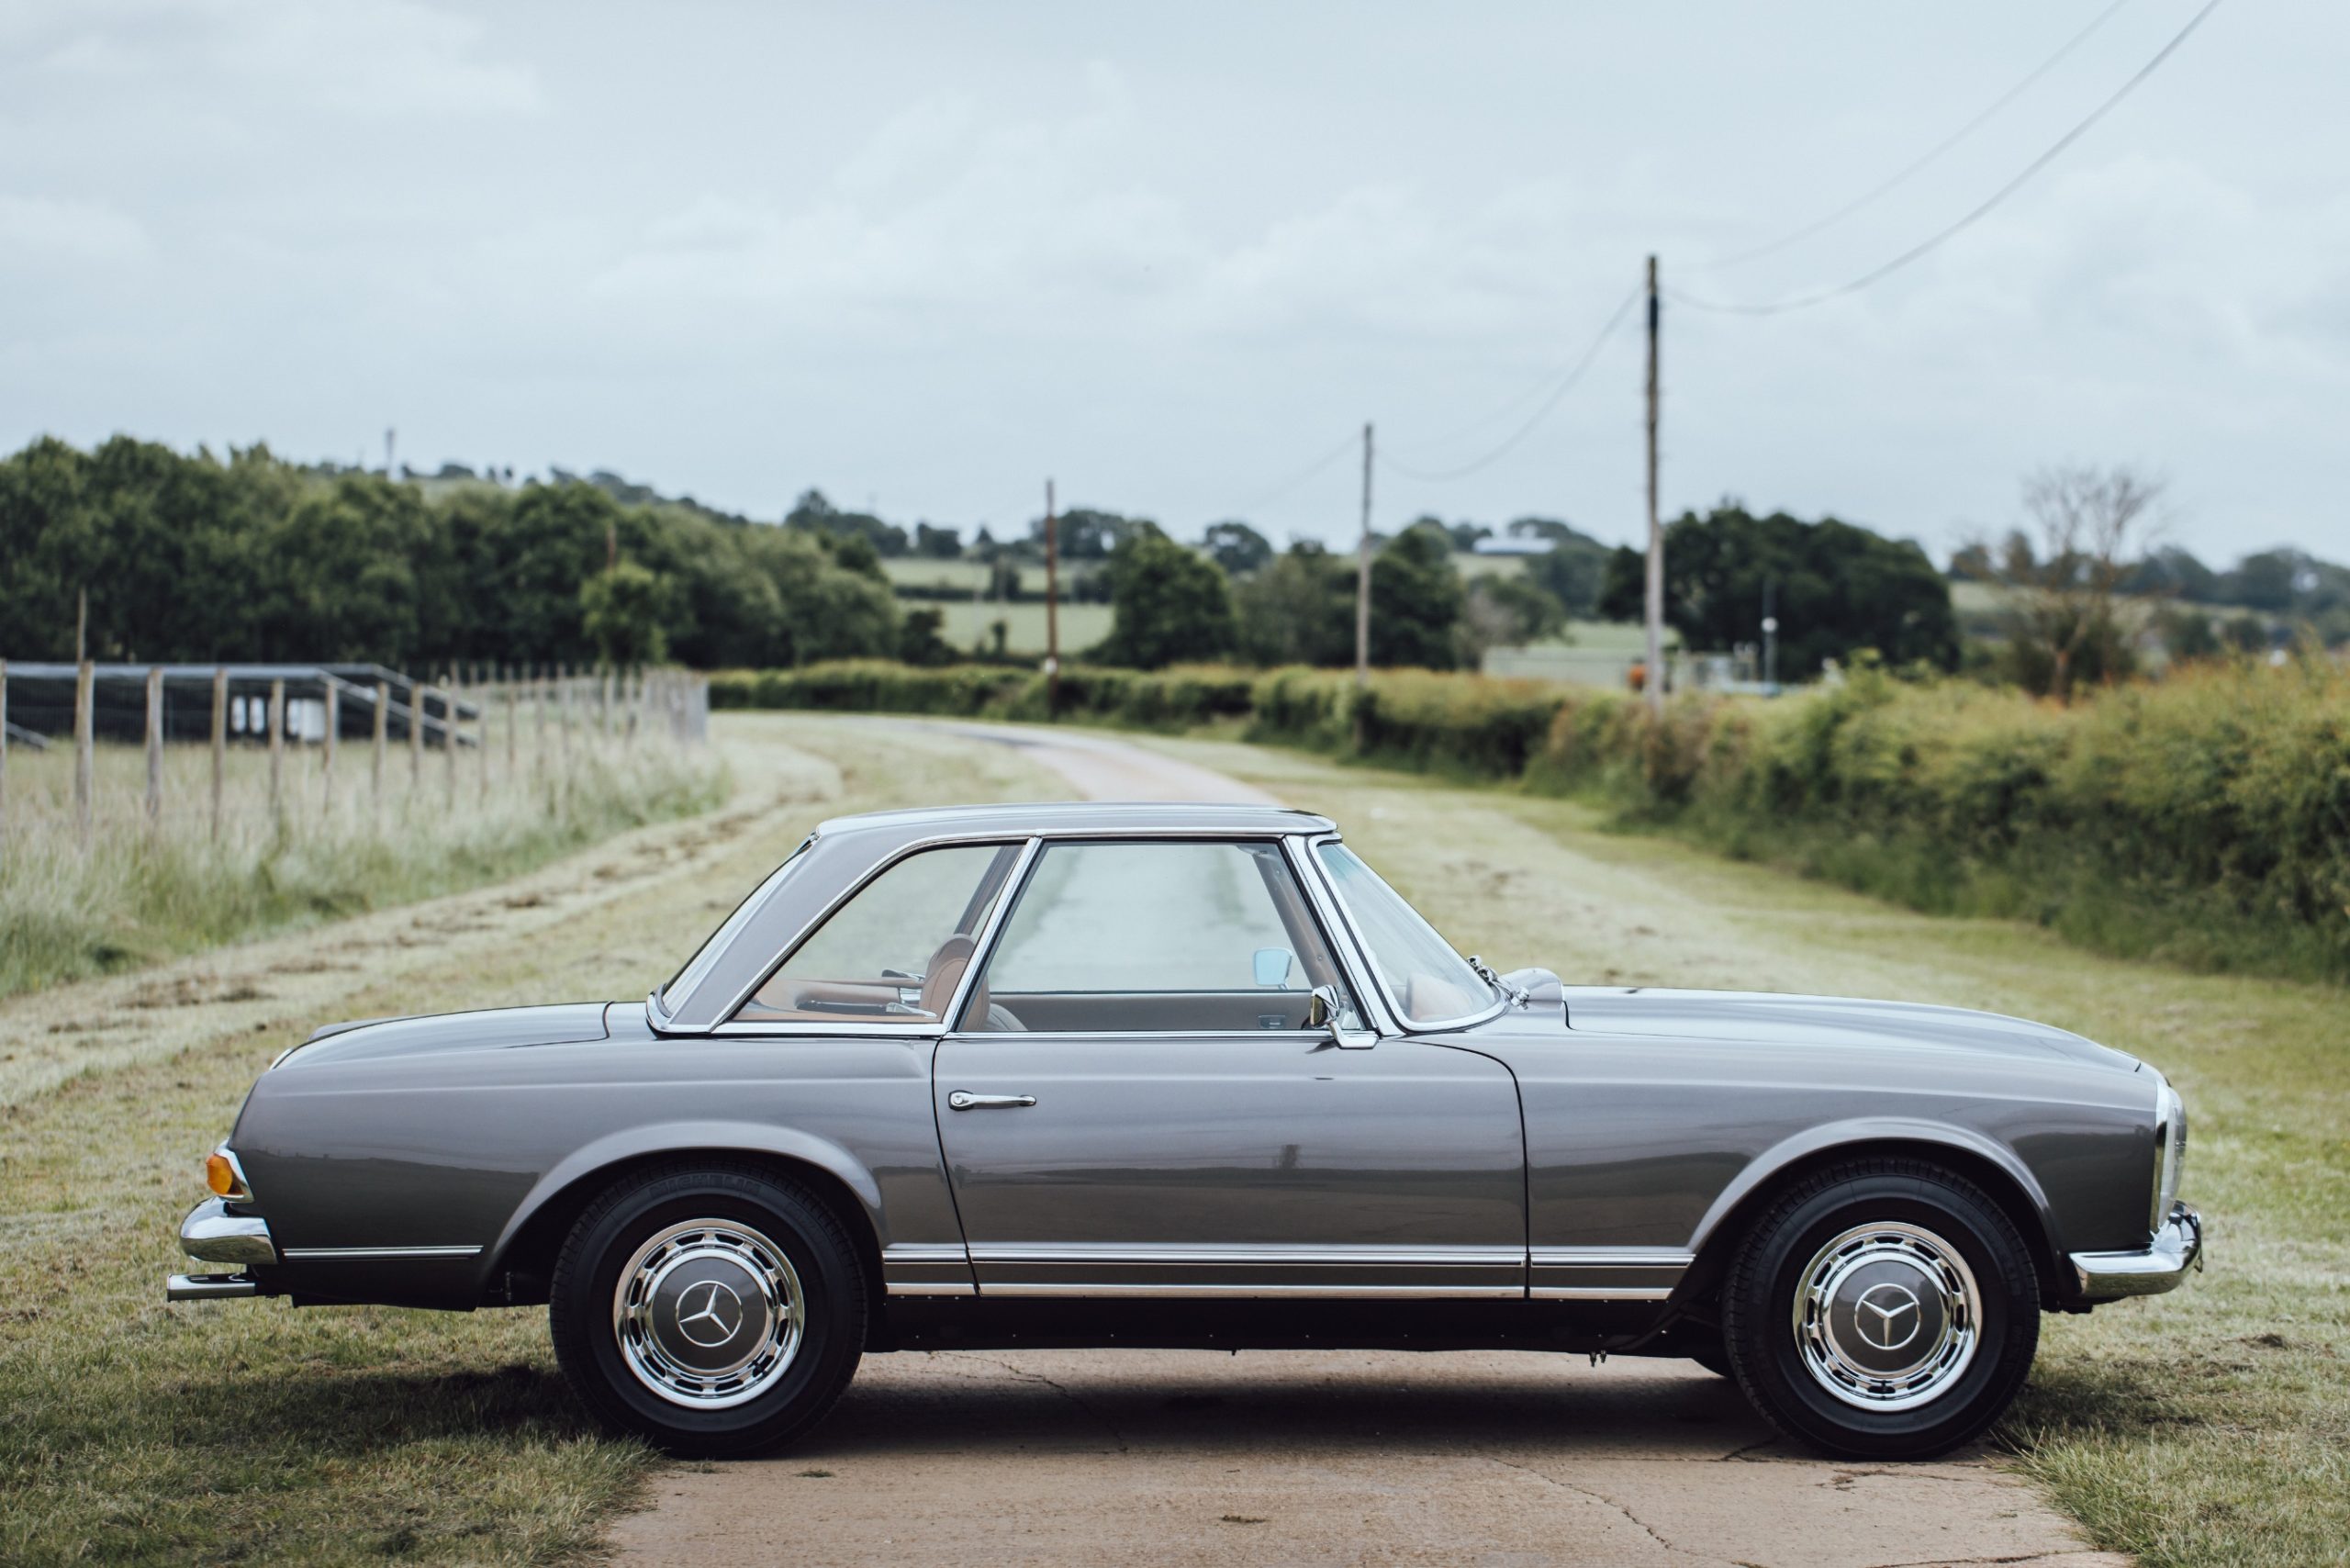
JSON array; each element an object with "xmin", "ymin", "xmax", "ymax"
[{"xmin": 0, "ymin": 438, "xmax": 913, "ymax": 669}]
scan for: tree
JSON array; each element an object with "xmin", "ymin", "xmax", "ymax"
[
  {"xmin": 1035, "ymin": 507, "xmax": 1144, "ymax": 561},
  {"xmin": 1091, "ymin": 528, "xmax": 1238, "ymax": 669},
  {"xmin": 1457, "ymin": 573, "xmax": 1566, "ymax": 665},
  {"xmin": 786, "ymin": 487, "xmax": 908, "ymax": 557},
  {"xmin": 897, "ymin": 606, "xmax": 956, "ymax": 666},
  {"xmin": 1234, "ymin": 542, "xmax": 1355, "ymax": 666},
  {"xmin": 1982, "ymin": 465, "xmax": 2163, "ymax": 701},
  {"xmin": 1201, "ymin": 519, "xmax": 1273, "ymax": 577},
  {"xmin": 1368, "ymin": 523, "xmax": 1465, "ymax": 669},
  {"xmin": 1600, "ymin": 505, "xmax": 1958, "ymax": 678},
  {"xmin": 579, "ymin": 560, "xmax": 674, "ymax": 668},
  {"xmin": 1508, "ymin": 517, "xmax": 1611, "ymax": 617},
  {"xmin": 913, "ymin": 521, "xmax": 963, "ymax": 559}
]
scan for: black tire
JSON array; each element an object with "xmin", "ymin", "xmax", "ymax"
[
  {"xmin": 1720, "ymin": 1158, "xmax": 2039, "ymax": 1460},
  {"xmin": 550, "ymin": 1162, "xmax": 866, "ymax": 1457}
]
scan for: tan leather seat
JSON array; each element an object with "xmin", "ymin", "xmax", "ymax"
[{"xmin": 919, "ymin": 935, "xmax": 977, "ymax": 1021}]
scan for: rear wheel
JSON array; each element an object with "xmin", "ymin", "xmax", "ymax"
[
  {"xmin": 550, "ymin": 1163, "xmax": 865, "ymax": 1456},
  {"xmin": 1720, "ymin": 1159, "xmax": 2039, "ymax": 1460}
]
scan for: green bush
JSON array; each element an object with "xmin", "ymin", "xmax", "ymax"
[{"xmin": 716, "ymin": 654, "xmax": 2350, "ymax": 984}]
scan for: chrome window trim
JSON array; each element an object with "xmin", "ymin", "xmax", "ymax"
[
  {"xmin": 1299, "ymin": 834, "xmax": 1507, "ymax": 1036},
  {"xmin": 1280, "ymin": 834, "xmax": 1401, "ymax": 1037},
  {"xmin": 665, "ymin": 822, "xmax": 1342, "ymax": 1032},
  {"xmin": 655, "ymin": 836, "xmax": 814, "ymax": 1027},
  {"xmin": 943, "ymin": 834, "xmax": 1337, "ymax": 1036},
  {"xmin": 695, "ymin": 834, "xmax": 1039, "ymax": 1035}
]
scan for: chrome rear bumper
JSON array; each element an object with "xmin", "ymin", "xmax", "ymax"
[
  {"xmin": 180, "ymin": 1196, "xmax": 276, "ymax": 1266},
  {"xmin": 2072, "ymin": 1202, "xmax": 2203, "ymax": 1301},
  {"xmin": 167, "ymin": 1272, "xmax": 263, "ymax": 1302}
]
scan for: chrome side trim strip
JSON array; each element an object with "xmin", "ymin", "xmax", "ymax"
[
  {"xmin": 280, "ymin": 1244, "xmax": 483, "ymax": 1260},
  {"xmin": 1530, "ymin": 1285, "xmax": 1676, "ymax": 1302},
  {"xmin": 968, "ymin": 1244, "xmax": 1525, "ymax": 1267},
  {"xmin": 982, "ymin": 1282, "xmax": 1528, "ymax": 1300},
  {"xmin": 1529, "ymin": 1247, "xmax": 1694, "ymax": 1303},
  {"xmin": 1530, "ymin": 1249, "xmax": 1696, "ymax": 1267},
  {"xmin": 882, "ymin": 1241, "xmax": 978, "ymax": 1297}
]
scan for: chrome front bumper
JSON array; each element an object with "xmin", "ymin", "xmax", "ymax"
[
  {"xmin": 179, "ymin": 1196, "xmax": 276, "ymax": 1265},
  {"xmin": 2071, "ymin": 1201, "xmax": 2203, "ymax": 1301}
]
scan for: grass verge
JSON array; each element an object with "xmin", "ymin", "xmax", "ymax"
[{"xmin": 0, "ymin": 741, "xmax": 727, "ymax": 1001}]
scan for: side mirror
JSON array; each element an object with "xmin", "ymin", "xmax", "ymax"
[
  {"xmin": 1252, "ymin": 947, "xmax": 1294, "ymax": 988},
  {"xmin": 1306, "ymin": 984, "xmax": 1375, "ymax": 1048}
]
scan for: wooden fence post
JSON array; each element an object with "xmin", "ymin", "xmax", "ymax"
[
  {"xmin": 372, "ymin": 680, "xmax": 388, "ymax": 805},
  {"xmin": 480, "ymin": 666, "xmax": 493, "ymax": 804},
  {"xmin": 503, "ymin": 671, "xmax": 518, "ymax": 787},
  {"xmin": 408, "ymin": 671, "xmax": 423, "ymax": 790},
  {"xmin": 322, "ymin": 680, "xmax": 340, "ymax": 815},
  {"xmin": 74, "ymin": 655, "xmax": 94, "ymax": 854},
  {"xmin": 1, "ymin": 656, "xmax": 10, "ymax": 842},
  {"xmin": 144, "ymin": 666, "xmax": 163, "ymax": 834},
  {"xmin": 267, "ymin": 678, "xmax": 285, "ymax": 825},
  {"xmin": 443, "ymin": 670, "xmax": 459, "ymax": 809},
  {"xmin": 210, "ymin": 667, "xmax": 227, "ymax": 842}
]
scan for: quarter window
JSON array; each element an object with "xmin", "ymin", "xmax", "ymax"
[
  {"xmin": 734, "ymin": 842, "xmax": 1024, "ymax": 1025},
  {"xmin": 964, "ymin": 840, "xmax": 1358, "ymax": 1034}
]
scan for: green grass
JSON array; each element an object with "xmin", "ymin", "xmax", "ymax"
[
  {"xmin": 917, "ymin": 599, "xmax": 1114, "ymax": 655},
  {"xmin": 0, "ymin": 735, "xmax": 726, "ymax": 1001}
]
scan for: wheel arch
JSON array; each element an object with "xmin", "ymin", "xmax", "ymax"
[
  {"xmin": 1676, "ymin": 1125, "xmax": 2065, "ymax": 1311},
  {"xmin": 481, "ymin": 1123, "xmax": 887, "ymax": 1333}
]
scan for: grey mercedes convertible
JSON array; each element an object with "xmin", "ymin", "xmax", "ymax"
[{"xmin": 171, "ymin": 801, "xmax": 2200, "ymax": 1459}]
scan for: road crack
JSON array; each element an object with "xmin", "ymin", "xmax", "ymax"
[
  {"xmin": 1487, "ymin": 1457, "xmax": 1711, "ymax": 1562},
  {"xmin": 963, "ymin": 1355, "xmax": 1131, "ymax": 1452}
]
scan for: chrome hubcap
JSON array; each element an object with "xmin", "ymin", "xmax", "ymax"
[
  {"xmin": 613, "ymin": 1219, "xmax": 804, "ymax": 1409},
  {"xmin": 1792, "ymin": 1221, "xmax": 1980, "ymax": 1411}
]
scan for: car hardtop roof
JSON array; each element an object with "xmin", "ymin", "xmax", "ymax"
[{"xmin": 812, "ymin": 800, "xmax": 1336, "ymax": 843}]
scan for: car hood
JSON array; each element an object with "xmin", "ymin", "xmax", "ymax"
[
  {"xmin": 1557, "ymin": 986, "xmax": 2140, "ymax": 1071},
  {"xmin": 271, "ymin": 1002, "xmax": 615, "ymax": 1071}
]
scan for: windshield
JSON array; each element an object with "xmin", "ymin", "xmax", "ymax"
[
  {"xmin": 1315, "ymin": 842, "xmax": 1499, "ymax": 1024},
  {"xmin": 659, "ymin": 837, "xmax": 812, "ymax": 1011}
]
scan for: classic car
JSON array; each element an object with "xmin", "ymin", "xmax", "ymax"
[{"xmin": 170, "ymin": 801, "xmax": 2201, "ymax": 1459}]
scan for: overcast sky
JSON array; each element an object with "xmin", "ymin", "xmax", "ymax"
[{"xmin": 3, "ymin": 0, "xmax": 2341, "ymax": 563}]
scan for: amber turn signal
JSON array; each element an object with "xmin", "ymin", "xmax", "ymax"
[{"xmin": 205, "ymin": 1150, "xmax": 247, "ymax": 1200}]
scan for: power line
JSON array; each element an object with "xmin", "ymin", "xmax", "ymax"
[
  {"xmin": 1702, "ymin": 0, "xmax": 2138, "ymax": 271},
  {"xmin": 1221, "ymin": 429, "xmax": 1363, "ymax": 516},
  {"xmin": 1669, "ymin": 0, "xmax": 2223, "ymax": 317},
  {"xmin": 1379, "ymin": 285, "xmax": 1643, "ymax": 482}
]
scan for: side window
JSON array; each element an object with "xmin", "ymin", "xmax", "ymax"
[
  {"xmin": 734, "ymin": 842, "xmax": 1023, "ymax": 1024},
  {"xmin": 965, "ymin": 840, "xmax": 1359, "ymax": 1034}
]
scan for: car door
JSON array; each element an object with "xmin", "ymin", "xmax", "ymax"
[{"xmin": 932, "ymin": 836, "xmax": 1527, "ymax": 1297}]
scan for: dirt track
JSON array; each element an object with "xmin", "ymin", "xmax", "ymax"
[{"xmin": 610, "ymin": 722, "xmax": 2123, "ymax": 1568}]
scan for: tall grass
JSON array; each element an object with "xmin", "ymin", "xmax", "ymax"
[{"xmin": 0, "ymin": 734, "xmax": 725, "ymax": 999}]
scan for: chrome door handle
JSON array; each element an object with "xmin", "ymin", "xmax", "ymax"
[{"xmin": 947, "ymin": 1091, "xmax": 1036, "ymax": 1112}]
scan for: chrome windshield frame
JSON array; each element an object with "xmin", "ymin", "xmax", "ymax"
[{"xmin": 1301, "ymin": 833, "xmax": 1507, "ymax": 1036}]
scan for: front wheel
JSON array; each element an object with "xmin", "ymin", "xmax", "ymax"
[
  {"xmin": 1720, "ymin": 1159, "xmax": 2039, "ymax": 1460},
  {"xmin": 550, "ymin": 1163, "xmax": 866, "ymax": 1456}
]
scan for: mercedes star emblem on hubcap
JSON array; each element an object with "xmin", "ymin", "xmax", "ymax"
[
  {"xmin": 673, "ymin": 1278, "xmax": 744, "ymax": 1348},
  {"xmin": 1853, "ymin": 1281, "xmax": 1922, "ymax": 1351}
]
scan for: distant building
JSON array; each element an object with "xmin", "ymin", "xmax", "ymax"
[{"xmin": 1472, "ymin": 536, "xmax": 1555, "ymax": 557}]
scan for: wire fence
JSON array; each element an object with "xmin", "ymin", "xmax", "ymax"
[{"xmin": 0, "ymin": 658, "xmax": 711, "ymax": 854}]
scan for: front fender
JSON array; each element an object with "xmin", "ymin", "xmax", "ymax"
[
  {"xmin": 1685, "ymin": 1116, "xmax": 2060, "ymax": 1261},
  {"xmin": 483, "ymin": 1118, "xmax": 887, "ymax": 1280}
]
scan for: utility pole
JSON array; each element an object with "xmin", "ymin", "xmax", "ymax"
[
  {"xmin": 1643, "ymin": 255, "xmax": 1664, "ymax": 719},
  {"xmin": 1762, "ymin": 576, "xmax": 1780, "ymax": 690},
  {"xmin": 1044, "ymin": 478, "xmax": 1060, "ymax": 717},
  {"xmin": 385, "ymin": 427, "xmax": 396, "ymax": 477},
  {"xmin": 1355, "ymin": 421, "xmax": 1373, "ymax": 689}
]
